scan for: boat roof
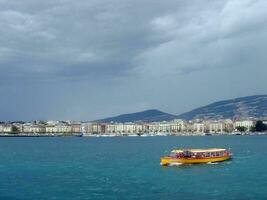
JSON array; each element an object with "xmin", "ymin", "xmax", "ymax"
[{"xmin": 171, "ymin": 148, "xmax": 226, "ymax": 153}]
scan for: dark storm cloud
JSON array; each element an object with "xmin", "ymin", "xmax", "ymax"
[
  {"xmin": 0, "ymin": 0, "xmax": 267, "ymax": 120},
  {"xmin": 0, "ymin": 0, "xmax": 184, "ymax": 83},
  {"xmin": 1, "ymin": 0, "xmax": 260, "ymax": 82}
]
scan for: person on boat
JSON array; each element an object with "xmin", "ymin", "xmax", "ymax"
[{"xmin": 177, "ymin": 153, "xmax": 184, "ymax": 158}]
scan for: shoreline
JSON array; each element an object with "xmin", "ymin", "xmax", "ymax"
[{"xmin": 0, "ymin": 132, "xmax": 266, "ymax": 137}]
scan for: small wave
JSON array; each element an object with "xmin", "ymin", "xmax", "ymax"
[
  {"xmin": 207, "ymin": 162, "xmax": 219, "ymax": 165},
  {"xmin": 169, "ymin": 163, "xmax": 183, "ymax": 166}
]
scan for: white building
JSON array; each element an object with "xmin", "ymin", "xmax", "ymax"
[
  {"xmin": 105, "ymin": 123, "xmax": 117, "ymax": 134},
  {"xmin": 206, "ymin": 121, "xmax": 225, "ymax": 134},
  {"xmin": 148, "ymin": 122, "xmax": 160, "ymax": 134},
  {"xmin": 23, "ymin": 124, "xmax": 46, "ymax": 133},
  {"xmin": 105, "ymin": 123, "xmax": 144, "ymax": 135},
  {"xmin": 135, "ymin": 124, "xmax": 145, "ymax": 134},
  {"xmin": 123, "ymin": 123, "xmax": 136, "ymax": 135},
  {"xmin": 234, "ymin": 120, "xmax": 255, "ymax": 131},
  {"xmin": 223, "ymin": 119, "xmax": 234, "ymax": 133},
  {"xmin": 170, "ymin": 119, "xmax": 187, "ymax": 134},
  {"xmin": 81, "ymin": 122, "xmax": 93, "ymax": 134},
  {"xmin": 0, "ymin": 124, "xmax": 12, "ymax": 133},
  {"xmin": 193, "ymin": 122, "xmax": 205, "ymax": 134},
  {"xmin": 45, "ymin": 124, "xmax": 72, "ymax": 134},
  {"xmin": 115, "ymin": 123, "xmax": 125, "ymax": 135},
  {"xmin": 148, "ymin": 122, "xmax": 171, "ymax": 135}
]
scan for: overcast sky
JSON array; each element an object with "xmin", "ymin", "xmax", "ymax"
[{"xmin": 0, "ymin": 0, "xmax": 266, "ymax": 121}]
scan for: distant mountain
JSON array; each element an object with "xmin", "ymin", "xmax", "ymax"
[
  {"xmin": 96, "ymin": 95, "xmax": 267, "ymax": 123},
  {"xmin": 177, "ymin": 95, "xmax": 267, "ymax": 120},
  {"xmin": 97, "ymin": 109, "xmax": 176, "ymax": 123}
]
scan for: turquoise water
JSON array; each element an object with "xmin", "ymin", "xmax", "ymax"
[{"xmin": 0, "ymin": 136, "xmax": 267, "ymax": 200}]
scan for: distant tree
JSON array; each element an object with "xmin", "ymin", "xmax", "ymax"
[
  {"xmin": 11, "ymin": 126, "xmax": 19, "ymax": 134},
  {"xmin": 39, "ymin": 120, "xmax": 47, "ymax": 125},
  {"xmin": 250, "ymin": 126, "xmax": 256, "ymax": 132},
  {"xmin": 255, "ymin": 121, "xmax": 267, "ymax": 132},
  {"xmin": 236, "ymin": 126, "xmax": 247, "ymax": 132}
]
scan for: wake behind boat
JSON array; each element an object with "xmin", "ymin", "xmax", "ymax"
[{"xmin": 160, "ymin": 148, "xmax": 232, "ymax": 166}]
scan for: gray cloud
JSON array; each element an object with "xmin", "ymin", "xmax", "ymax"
[
  {"xmin": 0, "ymin": 0, "xmax": 176, "ymax": 82},
  {"xmin": 0, "ymin": 0, "xmax": 266, "ymax": 121}
]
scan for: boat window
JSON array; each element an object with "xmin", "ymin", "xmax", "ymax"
[{"xmin": 170, "ymin": 152, "xmax": 176, "ymax": 157}]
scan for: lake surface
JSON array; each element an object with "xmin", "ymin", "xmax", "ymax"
[{"xmin": 0, "ymin": 136, "xmax": 267, "ymax": 200}]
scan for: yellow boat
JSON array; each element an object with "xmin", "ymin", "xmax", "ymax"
[{"xmin": 160, "ymin": 148, "xmax": 232, "ymax": 166}]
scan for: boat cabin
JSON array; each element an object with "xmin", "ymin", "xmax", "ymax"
[{"xmin": 170, "ymin": 148, "xmax": 229, "ymax": 159}]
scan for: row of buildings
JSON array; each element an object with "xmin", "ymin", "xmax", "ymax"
[
  {"xmin": 0, "ymin": 121, "xmax": 82, "ymax": 135},
  {"xmin": 0, "ymin": 118, "xmax": 264, "ymax": 136},
  {"xmin": 83, "ymin": 119, "xmax": 259, "ymax": 135}
]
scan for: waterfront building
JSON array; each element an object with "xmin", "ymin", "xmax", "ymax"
[
  {"xmin": 159, "ymin": 122, "xmax": 171, "ymax": 133},
  {"xmin": 56, "ymin": 124, "xmax": 72, "ymax": 134},
  {"xmin": 148, "ymin": 122, "xmax": 160, "ymax": 134},
  {"xmin": 122, "ymin": 123, "xmax": 136, "ymax": 135},
  {"xmin": 105, "ymin": 123, "xmax": 144, "ymax": 135},
  {"xmin": 223, "ymin": 119, "xmax": 234, "ymax": 133},
  {"xmin": 114, "ymin": 123, "xmax": 124, "ymax": 135},
  {"xmin": 142, "ymin": 124, "xmax": 149, "ymax": 133},
  {"xmin": 45, "ymin": 125, "xmax": 55, "ymax": 134},
  {"xmin": 23, "ymin": 124, "xmax": 46, "ymax": 134},
  {"xmin": 71, "ymin": 123, "xmax": 82, "ymax": 133},
  {"xmin": 12, "ymin": 123, "xmax": 24, "ymax": 133},
  {"xmin": 0, "ymin": 124, "xmax": 13, "ymax": 133},
  {"xmin": 234, "ymin": 120, "xmax": 255, "ymax": 131},
  {"xmin": 170, "ymin": 119, "xmax": 187, "ymax": 134},
  {"xmin": 105, "ymin": 123, "xmax": 116, "ymax": 134},
  {"xmin": 45, "ymin": 123, "xmax": 71, "ymax": 134},
  {"xmin": 105, "ymin": 123, "xmax": 148, "ymax": 135},
  {"xmin": 135, "ymin": 124, "xmax": 145, "ymax": 134},
  {"xmin": 148, "ymin": 122, "xmax": 172, "ymax": 135},
  {"xmin": 81, "ymin": 122, "xmax": 92, "ymax": 134},
  {"xmin": 22, "ymin": 124, "xmax": 32, "ymax": 133},
  {"xmin": 184, "ymin": 121, "xmax": 194, "ymax": 135},
  {"xmin": 0, "ymin": 124, "xmax": 5, "ymax": 133},
  {"xmin": 206, "ymin": 121, "xmax": 225, "ymax": 134},
  {"xmin": 90, "ymin": 123, "xmax": 106, "ymax": 134},
  {"xmin": 193, "ymin": 122, "xmax": 205, "ymax": 134}
]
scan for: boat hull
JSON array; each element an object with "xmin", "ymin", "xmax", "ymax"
[{"xmin": 160, "ymin": 155, "xmax": 231, "ymax": 166}]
